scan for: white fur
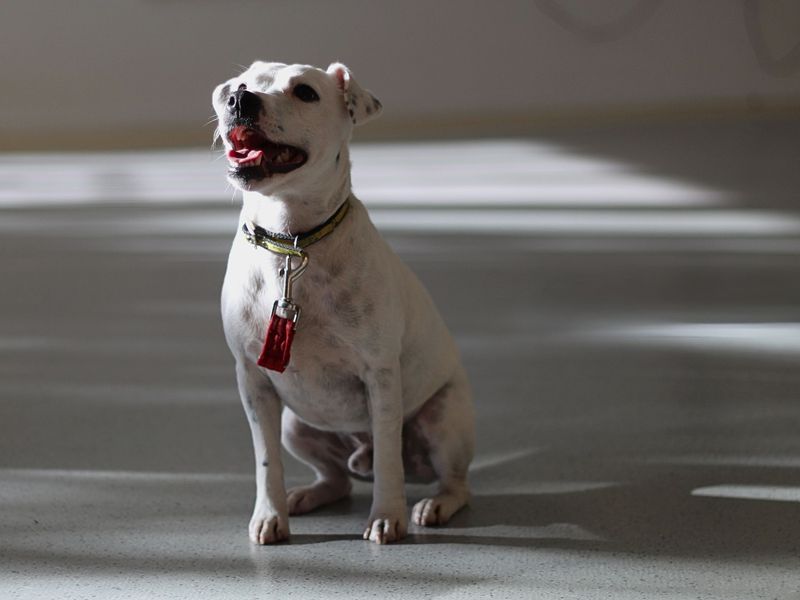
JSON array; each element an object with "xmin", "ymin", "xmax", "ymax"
[{"xmin": 212, "ymin": 62, "xmax": 474, "ymax": 544}]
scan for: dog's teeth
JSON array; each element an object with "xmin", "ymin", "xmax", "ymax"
[{"xmin": 274, "ymin": 149, "xmax": 292, "ymax": 164}]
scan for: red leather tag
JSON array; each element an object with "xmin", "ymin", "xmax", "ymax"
[{"xmin": 257, "ymin": 313, "xmax": 296, "ymax": 372}]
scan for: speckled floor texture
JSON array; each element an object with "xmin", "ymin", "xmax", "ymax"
[{"xmin": 2, "ymin": 120, "xmax": 800, "ymax": 599}]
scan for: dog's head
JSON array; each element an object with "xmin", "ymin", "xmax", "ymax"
[{"xmin": 212, "ymin": 61, "xmax": 382, "ymax": 194}]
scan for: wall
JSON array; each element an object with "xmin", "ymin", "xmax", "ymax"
[{"xmin": 1, "ymin": 0, "xmax": 799, "ymax": 149}]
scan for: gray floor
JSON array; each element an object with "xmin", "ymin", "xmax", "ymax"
[{"xmin": 2, "ymin": 119, "xmax": 800, "ymax": 599}]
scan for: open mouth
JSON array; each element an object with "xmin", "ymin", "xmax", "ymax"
[{"xmin": 226, "ymin": 125, "xmax": 307, "ymax": 179}]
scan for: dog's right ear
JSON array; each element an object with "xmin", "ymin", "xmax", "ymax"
[{"xmin": 327, "ymin": 63, "xmax": 382, "ymax": 126}]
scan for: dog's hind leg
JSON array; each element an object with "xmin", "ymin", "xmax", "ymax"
[
  {"xmin": 409, "ymin": 367, "xmax": 475, "ymax": 527},
  {"xmin": 282, "ymin": 408, "xmax": 353, "ymax": 515}
]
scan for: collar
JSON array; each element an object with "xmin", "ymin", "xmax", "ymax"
[{"xmin": 241, "ymin": 196, "xmax": 351, "ymax": 258}]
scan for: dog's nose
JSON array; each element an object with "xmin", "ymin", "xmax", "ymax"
[{"xmin": 227, "ymin": 89, "xmax": 261, "ymax": 119}]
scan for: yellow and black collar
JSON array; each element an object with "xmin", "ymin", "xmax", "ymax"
[{"xmin": 242, "ymin": 197, "xmax": 351, "ymax": 258}]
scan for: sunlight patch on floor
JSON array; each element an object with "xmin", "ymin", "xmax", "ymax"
[
  {"xmin": 637, "ymin": 455, "xmax": 800, "ymax": 469},
  {"xmin": 692, "ymin": 485, "xmax": 800, "ymax": 503},
  {"xmin": 0, "ymin": 468, "xmax": 251, "ymax": 483},
  {"xmin": 0, "ymin": 140, "xmax": 722, "ymax": 209},
  {"xmin": 369, "ymin": 209, "xmax": 800, "ymax": 236},
  {"xmin": 589, "ymin": 322, "xmax": 800, "ymax": 356}
]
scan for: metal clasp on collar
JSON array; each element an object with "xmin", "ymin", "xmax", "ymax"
[
  {"xmin": 274, "ymin": 243, "xmax": 308, "ymax": 323},
  {"xmin": 280, "ymin": 251, "xmax": 308, "ymax": 300}
]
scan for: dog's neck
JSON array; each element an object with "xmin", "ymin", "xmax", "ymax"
[{"xmin": 240, "ymin": 148, "xmax": 352, "ymax": 236}]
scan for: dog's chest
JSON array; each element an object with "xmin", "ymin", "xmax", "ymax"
[{"xmin": 224, "ymin": 248, "xmax": 375, "ymax": 430}]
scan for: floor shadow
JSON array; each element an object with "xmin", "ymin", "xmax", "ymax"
[
  {"xmin": 262, "ymin": 459, "xmax": 800, "ymax": 556},
  {"xmin": 535, "ymin": 118, "xmax": 800, "ymax": 212},
  {"xmin": 442, "ymin": 466, "xmax": 800, "ymax": 558},
  {"xmin": 3, "ymin": 125, "xmax": 800, "ymax": 591}
]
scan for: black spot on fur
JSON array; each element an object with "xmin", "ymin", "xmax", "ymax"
[
  {"xmin": 336, "ymin": 289, "xmax": 353, "ymax": 308},
  {"xmin": 229, "ymin": 164, "xmax": 266, "ymax": 183},
  {"xmin": 375, "ymin": 367, "xmax": 394, "ymax": 389},
  {"xmin": 347, "ymin": 274, "xmax": 363, "ymax": 294},
  {"xmin": 310, "ymin": 272, "xmax": 331, "ymax": 286},
  {"xmin": 241, "ymin": 304, "xmax": 253, "ymax": 323},
  {"xmin": 245, "ymin": 271, "xmax": 264, "ymax": 309},
  {"xmin": 328, "ymin": 262, "xmax": 343, "ymax": 278},
  {"xmin": 261, "ymin": 459, "xmax": 269, "ymax": 467},
  {"xmin": 334, "ymin": 289, "xmax": 362, "ymax": 327},
  {"xmin": 325, "ymin": 333, "xmax": 343, "ymax": 348},
  {"xmin": 245, "ymin": 397, "xmax": 258, "ymax": 424},
  {"xmin": 231, "ymin": 116, "xmax": 258, "ymax": 130}
]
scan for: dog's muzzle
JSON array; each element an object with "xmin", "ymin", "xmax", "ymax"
[
  {"xmin": 222, "ymin": 86, "xmax": 308, "ymax": 182},
  {"xmin": 226, "ymin": 126, "xmax": 308, "ymax": 180},
  {"xmin": 227, "ymin": 87, "xmax": 261, "ymax": 121}
]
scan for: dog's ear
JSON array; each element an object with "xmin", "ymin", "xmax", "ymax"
[{"xmin": 327, "ymin": 62, "xmax": 382, "ymax": 126}]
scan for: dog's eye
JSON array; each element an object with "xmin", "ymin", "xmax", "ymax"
[{"xmin": 293, "ymin": 84, "xmax": 320, "ymax": 103}]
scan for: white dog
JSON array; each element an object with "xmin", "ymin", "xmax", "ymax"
[{"xmin": 212, "ymin": 61, "xmax": 474, "ymax": 544}]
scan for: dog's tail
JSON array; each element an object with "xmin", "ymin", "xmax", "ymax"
[{"xmin": 346, "ymin": 442, "xmax": 374, "ymax": 481}]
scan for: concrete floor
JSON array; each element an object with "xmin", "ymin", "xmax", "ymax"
[{"xmin": 2, "ymin": 120, "xmax": 800, "ymax": 599}]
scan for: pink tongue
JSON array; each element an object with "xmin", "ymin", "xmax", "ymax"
[{"xmin": 227, "ymin": 148, "xmax": 264, "ymax": 165}]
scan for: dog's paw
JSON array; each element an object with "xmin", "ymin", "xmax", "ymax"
[
  {"xmin": 287, "ymin": 479, "xmax": 351, "ymax": 515},
  {"xmin": 362, "ymin": 508, "xmax": 408, "ymax": 544},
  {"xmin": 411, "ymin": 497, "xmax": 447, "ymax": 526},
  {"xmin": 411, "ymin": 491, "xmax": 469, "ymax": 527},
  {"xmin": 249, "ymin": 511, "xmax": 290, "ymax": 545}
]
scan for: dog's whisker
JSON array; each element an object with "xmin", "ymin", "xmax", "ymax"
[
  {"xmin": 222, "ymin": 180, "xmax": 238, "ymax": 204},
  {"xmin": 210, "ymin": 125, "xmax": 224, "ymax": 151}
]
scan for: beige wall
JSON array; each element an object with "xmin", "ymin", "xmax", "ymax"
[{"xmin": 2, "ymin": 0, "xmax": 799, "ymax": 149}]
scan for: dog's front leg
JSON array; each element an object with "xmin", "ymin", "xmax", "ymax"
[
  {"xmin": 363, "ymin": 363, "xmax": 408, "ymax": 544},
  {"xmin": 236, "ymin": 360, "xmax": 289, "ymax": 544}
]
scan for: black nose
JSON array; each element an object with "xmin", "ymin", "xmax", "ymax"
[{"xmin": 227, "ymin": 89, "xmax": 261, "ymax": 119}]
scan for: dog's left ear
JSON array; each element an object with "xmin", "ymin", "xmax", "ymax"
[{"xmin": 327, "ymin": 62, "xmax": 382, "ymax": 126}]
